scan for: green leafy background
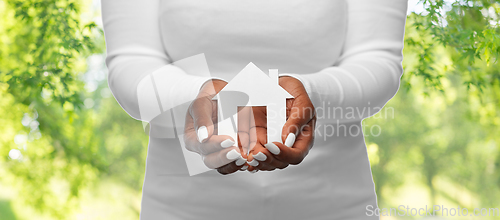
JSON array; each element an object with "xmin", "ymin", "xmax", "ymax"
[{"xmin": 0, "ymin": 0, "xmax": 499, "ymax": 219}]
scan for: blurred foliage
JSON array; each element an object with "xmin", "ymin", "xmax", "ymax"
[
  {"xmin": 0, "ymin": 0, "xmax": 146, "ymax": 219},
  {"xmin": 365, "ymin": 0, "xmax": 500, "ymax": 214},
  {"xmin": 0, "ymin": 0, "xmax": 499, "ymax": 219}
]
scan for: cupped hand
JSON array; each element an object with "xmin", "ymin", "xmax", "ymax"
[
  {"xmin": 184, "ymin": 79, "xmax": 247, "ymax": 174},
  {"xmin": 246, "ymin": 76, "xmax": 316, "ymax": 172}
]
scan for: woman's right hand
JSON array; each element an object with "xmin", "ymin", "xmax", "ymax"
[{"xmin": 184, "ymin": 79, "xmax": 247, "ymax": 174}]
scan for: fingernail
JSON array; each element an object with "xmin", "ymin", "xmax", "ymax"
[
  {"xmin": 240, "ymin": 165, "xmax": 248, "ymax": 171},
  {"xmin": 221, "ymin": 139, "xmax": 235, "ymax": 148},
  {"xmin": 248, "ymin": 159, "xmax": 259, "ymax": 167},
  {"xmin": 285, "ymin": 133, "xmax": 296, "ymax": 148},
  {"xmin": 235, "ymin": 156, "xmax": 246, "ymax": 166},
  {"xmin": 264, "ymin": 143, "xmax": 280, "ymax": 155},
  {"xmin": 197, "ymin": 126, "xmax": 208, "ymax": 143},
  {"xmin": 249, "ymin": 169, "xmax": 257, "ymax": 173},
  {"xmin": 226, "ymin": 149, "xmax": 240, "ymax": 160},
  {"xmin": 253, "ymin": 152, "xmax": 267, "ymax": 161}
]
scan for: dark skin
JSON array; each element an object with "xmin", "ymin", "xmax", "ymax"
[
  {"xmin": 184, "ymin": 76, "xmax": 316, "ymax": 174},
  {"xmin": 184, "ymin": 79, "xmax": 242, "ymax": 170}
]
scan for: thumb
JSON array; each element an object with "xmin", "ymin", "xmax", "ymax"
[
  {"xmin": 189, "ymin": 95, "xmax": 215, "ymax": 143},
  {"xmin": 281, "ymin": 99, "xmax": 314, "ymax": 146}
]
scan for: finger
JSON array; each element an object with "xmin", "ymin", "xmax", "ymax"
[
  {"xmin": 237, "ymin": 106, "xmax": 252, "ymax": 156},
  {"xmin": 246, "ymin": 152, "xmax": 260, "ymax": 168},
  {"xmin": 248, "ymin": 125, "xmax": 267, "ymax": 163},
  {"xmin": 264, "ymin": 117, "xmax": 315, "ymax": 165},
  {"xmin": 184, "ymin": 109, "xmax": 233, "ymax": 155},
  {"xmin": 203, "ymin": 146, "xmax": 242, "ymax": 169},
  {"xmin": 248, "ymin": 107, "xmax": 266, "ymax": 153},
  {"xmin": 247, "ymin": 125, "xmax": 288, "ymax": 171},
  {"xmin": 246, "ymin": 150, "xmax": 259, "ymax": 172},
  {"xmin": 183, "ymin": 110, "xmax": 197, "ymax": 149},
  {"xmin": 217, "ymin": 159, "xmax": 246, "ymax": 175},
  {"xmin": 265, "ymin": 141, "xmax": 306, "ymax": 165},
  {"xmin": 189, "ymin": 96, "xmax": 216, "ymax": 143},
  {"xmin": 238, "ymin": 131, "xmax": 250, "ymax": 157},
  {"xmin": 240, "ymin": 164, "xmax": 249, "ymax": 171},
  {"xmin": 185, "ymin": 134, "xmax": 237, "ymax": 156},
  {"xmin": 291, "ymin": 118, "xmax": 316, "ymax": 153},
  {"xmin": 246, "ymin": 165, "xmax": 258, "ymax": 173},
  {"xmin": 281, "ymin": 99, "xmax": 315, "ymax": 145},
  {"xmin": 251, "ymin": 106, "xmax": 268, "ymax": 127},
  {"xmin": 250, "ymin": 147, "xmax": 289, "ymax": 170},
  {"xmin": 246, "ymin": 106, "xmax": 267, "ymax": 173}
]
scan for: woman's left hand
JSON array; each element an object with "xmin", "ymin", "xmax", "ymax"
[{"xmin": 245, "ymin": 76, "xmax": 316, "ymax": 172}]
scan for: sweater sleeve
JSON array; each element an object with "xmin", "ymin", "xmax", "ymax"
[
  {"xmin": 101, "ymin": 0, "xmax": 212, "ymax": 122},
  {"xmin": 283, "ymin": 0, "xmax": 408, "ymax": 124}
]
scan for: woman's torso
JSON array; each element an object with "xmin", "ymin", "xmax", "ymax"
[
  {"xmin": 140, "ymin": 1, "xmax": 378, "ymax": 219},
  {"xmin": 159, "ymin": 0, "xmax": 347, "ymax": 79}
]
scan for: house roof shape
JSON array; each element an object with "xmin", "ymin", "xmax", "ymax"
[{"xmin": 218, "ymin": 62, "xmax": 293, "ymax": 106}]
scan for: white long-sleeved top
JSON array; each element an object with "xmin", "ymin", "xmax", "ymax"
[
  {"xmin": 102, "ymin": 0, "xmax": 407, "ymax": 219},
  {"xmin": 103, "ymin": 0, "xmax": 406, "ymax": 124}
]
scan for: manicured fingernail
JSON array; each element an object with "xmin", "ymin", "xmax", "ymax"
[
  {"xmin": 264, "ymin": 143, "xmax": 280, "ymax": 155},
  {"xmin": 240, "ymin": 165, "xmax": 248, "ymax": 171},
  {"xmin": 236, "ymin": 156, "xmax": 246, "ymax": 166},
  {"xmin": 226, "ymin": 149, "xmax": 240, "ymax": 160},
  {"xmin": 249, "ymin": 169, "xmax": 257, "ymax": 173},
  {"xmin": 221, "ymin": 139, "xmax": 235, "ymax": 148},
  {"xmin": 253, "ymin": 152, "xmax": 267, "ymax": 161},
  {"xmin": 248, "ymin": 159, "xmax": 259, "ymax": 166},
  {"xmin": 197, "ymin": 126, "xmax": 208, "ymax": 143},
  {"xmin": 285, "ymin": 133, "xmax": 296, "ymax": 147}
]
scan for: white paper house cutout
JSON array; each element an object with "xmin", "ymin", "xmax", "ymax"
[
  {"xmin": 137, "ymin": 56, "xmax": 294, "ymax": 176},
  {"xmin": 215, "ymin": 62, "xmax": 294, "ymax": 149}
]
